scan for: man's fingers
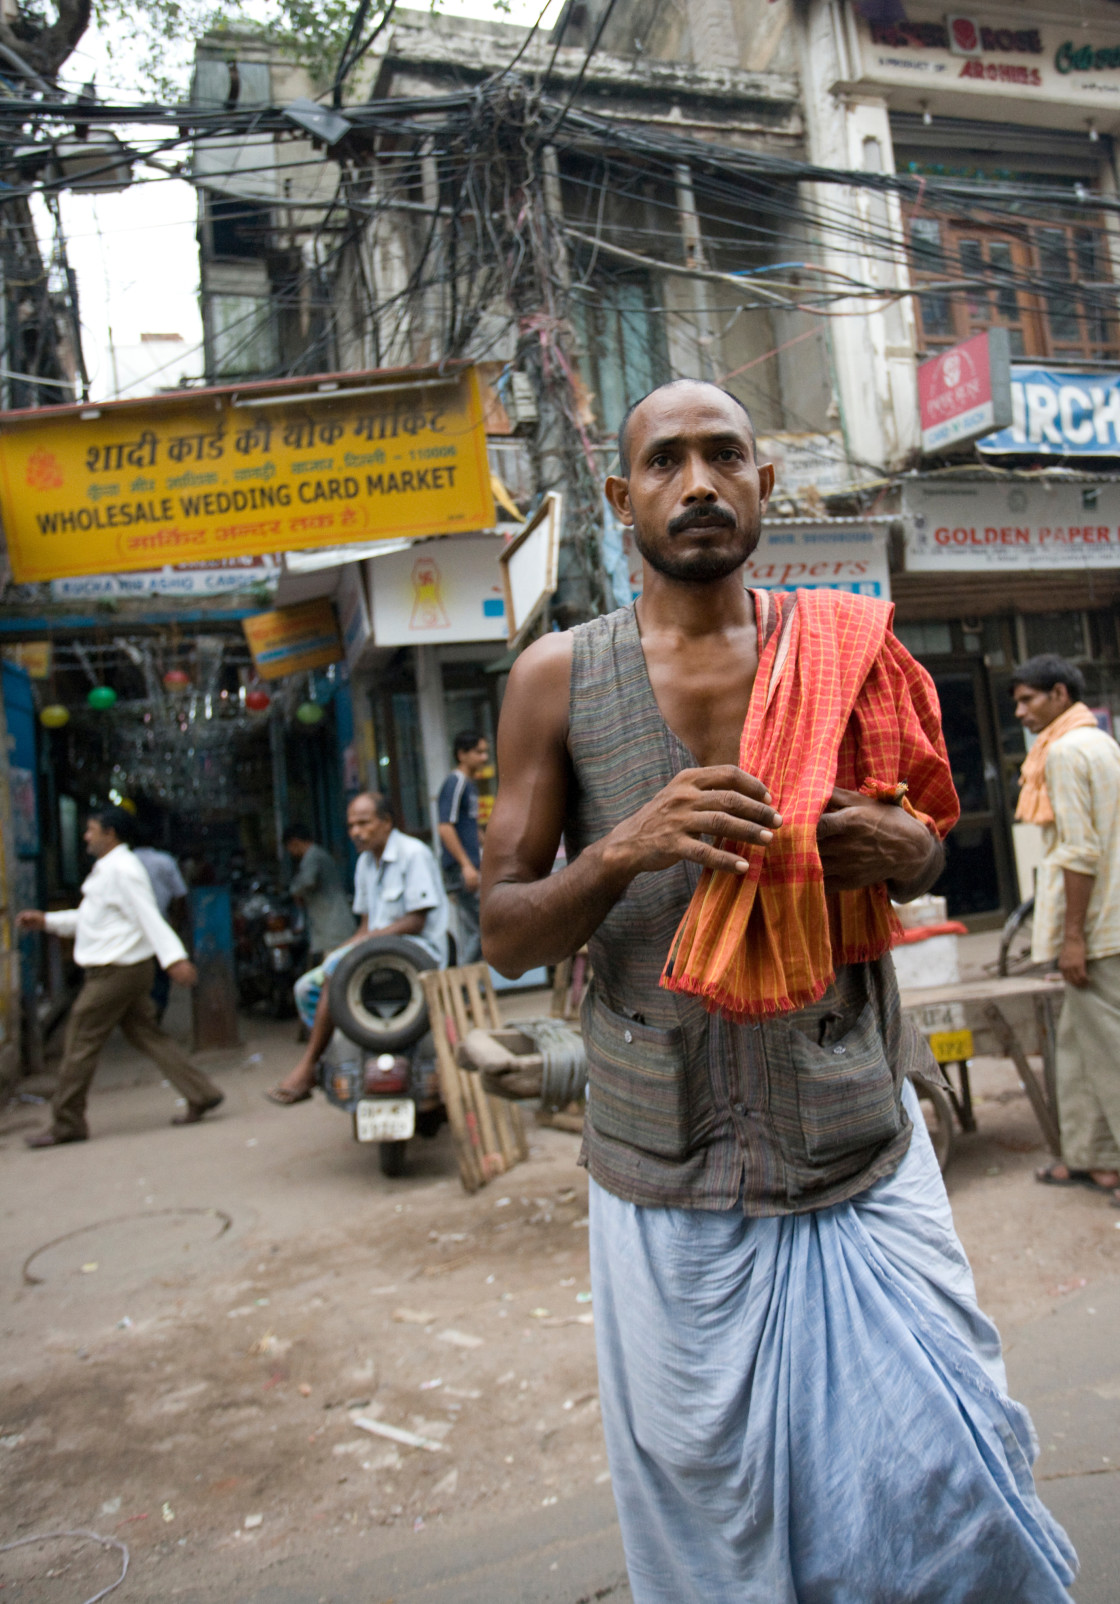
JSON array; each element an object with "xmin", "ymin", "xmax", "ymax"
[
  {"xmin": 816, "ymin": 807, "xmax": 857, "ymax": 840},
  {"xmin": 690, "ymin": 765, "xmax": 773, "ymax": 804},
  {"xmin": 681, "ymin": 840, "xmax": 753, "ymax": 875},
  {"xmin": 695, "ymin": 812, "xmax": 775, "ymax": 846}
]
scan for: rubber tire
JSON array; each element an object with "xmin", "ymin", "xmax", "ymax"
[
  {"xmin": 329, "ymin": 935, "xmax": 436, "ymax": 1052},
  {"xmin": 915, "ymin": 1078, "xmax": 956, "ymax": 1173},
  {"xmin": 379, "ymin": 1140, "xmax": 409, "ymax": 1178}
]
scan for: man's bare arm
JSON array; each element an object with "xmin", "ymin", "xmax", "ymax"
[
  {"xmin": 1059, "ymin": 868, "xmax": 1094, "ymax": 988},
  {"xmin": 481, "ymin": 634, "xmax": 781, "ymax": 977}
]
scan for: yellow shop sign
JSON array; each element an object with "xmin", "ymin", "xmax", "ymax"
[{"xmin": 0, "ymin": 365, "xmax": 496, "ymax": 583}]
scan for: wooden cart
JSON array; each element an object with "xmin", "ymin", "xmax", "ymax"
[{"xmin": 900, "ymin": 975, "xmax": 1063, "ymax": 1169}]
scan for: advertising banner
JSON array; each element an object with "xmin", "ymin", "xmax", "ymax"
[
  {"xmin": 853, "ymin": 7, "xmax": 1120, "ymax": 111},
  {"xmin": 368, "ymin": 536, "xmax": 507, "ymax": 646},
  {"xmin": 903, "ymin": 478, "xmax": 1120, "ymax": 570},
  {"xmin": 919, "ymin": 330, "xmax": 1012, "ymax": 453},
  {"xmin": 978, "ymin": 367, "xmax": 1120, "ymax": 455},
  {"xmin": 0, "ymin": 366, "xmax": 496, "ymax": 583},
  {"xmin": 242, "ymin": 597, "xmax": 344, "ymax": 679}
]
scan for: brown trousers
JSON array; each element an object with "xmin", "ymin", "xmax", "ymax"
[{"xmin": 52, "ymin": 958, "xmax": 221, "ymax": 1139}]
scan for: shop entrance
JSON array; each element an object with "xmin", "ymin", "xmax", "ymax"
[{"xmin": 895, "ymin": 620, "xmax": 1020, "ymax": 922}]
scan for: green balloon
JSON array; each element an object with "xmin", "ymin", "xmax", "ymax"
[
  {"xmin": 87, "ymin": 685, "xmax": 117, "ymax": 710},
  {"xmin": 296, "ymin": 701, "xmax": 324, "ymax": 725}
]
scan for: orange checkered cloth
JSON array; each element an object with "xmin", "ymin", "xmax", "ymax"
[{"xmin": 662, "ymin": 589, "xmax": 960, "ymax": 1022}]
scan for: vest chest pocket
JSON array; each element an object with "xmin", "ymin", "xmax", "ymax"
[
  {"xmin": 789, "ymin": 1000, "xmax": 901, "ymax": 1162},
  {"xmin": 584, "ymin": 990, "xmax": 690, "ymax": 1161}
]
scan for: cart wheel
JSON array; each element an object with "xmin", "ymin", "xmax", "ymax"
[
  {"xmin": 915, "ymin": 1078, "xmax": 956, "ymax": 1172},
  {"xmin": 379, "ymin": 1140, "xmax": 409, "ymax": 1178}
]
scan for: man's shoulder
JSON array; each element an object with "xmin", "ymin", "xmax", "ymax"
[
  {"xmin": 1049, "ymin": 724, "xmax": 1118, "ymax": 766},
  {"xmin": 397, "ymin": 831, "xmax": 438, "ymax": 865}
]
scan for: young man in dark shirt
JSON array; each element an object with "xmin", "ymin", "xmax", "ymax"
[{"xmin": 437, "ymin": 730, "xmax": 488, "ymax": 964}]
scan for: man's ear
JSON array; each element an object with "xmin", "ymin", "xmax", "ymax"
[
  {"xmin": 757, "ymin": 461, "xmax": 775, "ymax": 510},
  {"xmin": 604, "ymin": 474, "xmax": 633, "ymax": 526}
]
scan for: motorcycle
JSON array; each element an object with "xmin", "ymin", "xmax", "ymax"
[
  {"xmin": 233, "ymin": 880, "xmax": 307, "ymax": 1017},
  {"xmin": 317, "ymin": 935, "xmax": 447, "ymax": 1177}
]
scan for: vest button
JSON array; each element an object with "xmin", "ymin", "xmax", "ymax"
[
  {"xmin": 833, "ymin": 1045, "xmax": 847, "ymax": 1055},
  {"xmin": 623, "ymin": 1029, "xmax": 633, "ymax": 1044}
]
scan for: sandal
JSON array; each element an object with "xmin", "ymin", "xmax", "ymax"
[
  {"xmin": 1035, "ymin": 1163, "xmax": 1094, "ymax": 1189},
  {"xmin": 265, "ymin": 1085, "xmax": 313, "ymax": 1106}
]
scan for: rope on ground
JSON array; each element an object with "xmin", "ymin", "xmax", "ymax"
[
  {"xmin": 519, "ymin": 1018, "xmax": 588, "ymax": 1112},
  {"xmin": 0, "ymin": 1529, "xmax": 129, "ymax": 1603}
]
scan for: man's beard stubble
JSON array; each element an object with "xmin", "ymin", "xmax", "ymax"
[{"xmin": 633, "ymin": 504, "xmax": 761, "ymax": 583}]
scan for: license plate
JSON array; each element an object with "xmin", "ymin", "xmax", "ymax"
[
  {"xmin": 263, "ymin": 931, "xmax": 293, "ymax": 947},
  {"xmin": 928, "ymin": 1028, "xmax": 973, "ymax": 1064},
  {"xmin": 355, "ymin": 1099, "xmax": 415, "ymax": 1143},
  {"xmin": 911, "ymin": 1001, "xmax": 965, "ymax": 1035}
]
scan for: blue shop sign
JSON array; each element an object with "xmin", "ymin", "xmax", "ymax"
[{"xmin": 979, "ymin": 367, "xmax": 1120, "ymax": 455}]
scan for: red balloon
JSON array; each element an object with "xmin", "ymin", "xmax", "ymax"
[
  {"xmin": 163, "ymin": 668, "xmax": 190, "ymax": 690},
  {"xmin": 245, "ymin": 689, "xmax": 271, "ymax": 712}
]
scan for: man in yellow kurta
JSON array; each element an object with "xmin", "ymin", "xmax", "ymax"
[{"xmin": 1014, "ymin": 654, "xmax": 1120, "ymax": 1205}]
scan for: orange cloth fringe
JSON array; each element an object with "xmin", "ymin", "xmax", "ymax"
[{"xmin": 661, "ymin": 590, "xmax": 960, "ymax": 1023}]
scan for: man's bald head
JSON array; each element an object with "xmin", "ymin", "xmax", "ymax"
[{"xmin": 617, "ymin": 380, "xmax": 755, "ymax": 477}]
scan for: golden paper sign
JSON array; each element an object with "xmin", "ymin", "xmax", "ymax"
[
  {"xmin": 242, "ymin": 598, "xmax": 343, "ymax": 680},
  {"xmin": 0, "ymin": 367, "xmax": 496, "ymax": 583}
]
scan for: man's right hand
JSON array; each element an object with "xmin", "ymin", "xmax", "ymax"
[
  {"xmin": 16, "ymin": 910, "xmax": 45, "ymax": 932},
  {"xmin": 462, "ymin": 863, "xmax": 481, "ymax": 894},
  {"xmin": 603, "ymin": 766, "xmax": 781, "ymax": 880}
]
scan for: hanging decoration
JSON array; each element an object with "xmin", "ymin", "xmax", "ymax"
[
  {"xmin": 245, "ymin": 687, "xmax": 271, "ymax": 712},
  {"xmin": 87, "ymin": 685, "xmax": 117, "ymax": 710},
  {"xmin": 39, "ymin": 703, "xmax": 70, "ymax": 728},
  {"xmin": 163, "ymin": 668, "xmax": 191, "ymax": 691},
  {"xmin": 296, "ymin": 701, "xmax": 325, "ymax": 726}
]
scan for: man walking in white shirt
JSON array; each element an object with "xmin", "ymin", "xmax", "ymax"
[{"xmin": 17, "ymin": 806, "xmax": 223, "ymax": 1147}]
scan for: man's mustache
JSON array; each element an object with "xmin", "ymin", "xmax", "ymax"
[{"xmin": 666, "ymin": 504, "xmax": 737, "ymax": 536}]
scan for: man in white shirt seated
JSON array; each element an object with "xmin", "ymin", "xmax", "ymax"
[
  {"xmin": 267, "ymin": 792, "xmax": 448, "ymax": 1105},
  {"xmin": 17, "ymin": 806, "xmax": 224, "ymax": 1147}
]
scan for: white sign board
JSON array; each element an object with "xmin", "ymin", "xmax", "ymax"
[
  {"xmin": 903, "ymin": 479, "xmax": 1120, "ymax": 571},
  {"xmin": 499, "ymin": 493, "xmax": 561, "ymax": 648},
  {"xmin": 620, "ymin": 523, "xmax": 889, "ymax": 599},
  {"xmin": 49, "ymin": 556, "xmax": 280, "ymax": 600},
  {"xmin": 367, "ymin": 536, "xmax": 507, "ymax": 646}
]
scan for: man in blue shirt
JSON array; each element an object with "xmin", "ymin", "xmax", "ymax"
[
  {"xmin": 267, "ymin": 792, "xmax": 447, "ymax": 1105},
  {"xmin": 437, "ymin": 730, "xmax": 489, "ymax": 963}
]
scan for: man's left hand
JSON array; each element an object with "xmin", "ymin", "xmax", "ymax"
[
  {"xmin": 1059, "ymin": 934, "xmax": 1089, "ymax": 988},
  {"xmin": 167, "ymin": 960, "xmax": 198, "ymax": 988},
  {"xmin": 817, "ymin": 787, "xmax": 937, "ymax": 894}
]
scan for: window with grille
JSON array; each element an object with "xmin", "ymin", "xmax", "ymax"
[
  {"xmin": 569, "ymin": 273, "xmax": 670, "ymax": 436},
  {"xmin": 907, "ymin": 215, "xmax": 1120, "ymax": 361}
]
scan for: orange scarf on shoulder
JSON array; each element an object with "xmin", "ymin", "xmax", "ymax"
[
  {"xmin": 1014, "ymin": 703, "xmax": 1099, "ymax": 826},
  {"xmin": 661, "ymin": 589, "xmax": 959, "ymax": 1023}
]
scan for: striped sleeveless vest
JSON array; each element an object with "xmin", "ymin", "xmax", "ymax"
[{"xmin": 566, "ymin": 603, "xmax": 923, "ymax": 1215}]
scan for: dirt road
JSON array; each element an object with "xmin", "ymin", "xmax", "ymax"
[{"xmin": 1, "ymin": 991, "xmax": 1118, "ymax": 1601}]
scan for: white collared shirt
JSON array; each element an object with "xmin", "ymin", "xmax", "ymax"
[
  {"xmin": 353, "ymin": 829, "xmax": 449, "ymax": 967},
  {"xmin": 44, "ymin": 843, "xmax": 189, "ymax": 970}
]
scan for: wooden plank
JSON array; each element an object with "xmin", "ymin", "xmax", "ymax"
[
  {"xmin": 446, "ymin": 967, "xmax": 506, "ymax": 1180},
  {"xmin": 421, "ymin": 971, "xmax": 482, "ymax": 1193}
]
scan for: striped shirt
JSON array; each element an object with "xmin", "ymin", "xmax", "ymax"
[{"xmin": 1032, "ymin": 724, "xmax": 1120, "ymax": 963}]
